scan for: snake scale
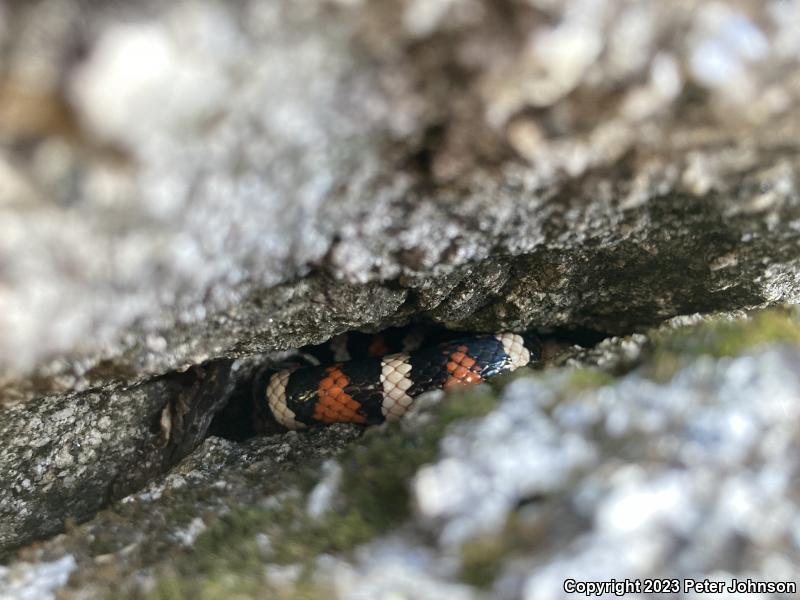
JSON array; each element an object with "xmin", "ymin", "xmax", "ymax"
[{"xmin": 261, "ymin": 328, "xmax": 542, "ymax": 429}]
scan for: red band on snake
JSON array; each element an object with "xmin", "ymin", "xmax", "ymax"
[{"xmin": 265, "ymin": 332, "xmax": 541, "ymax": 430}]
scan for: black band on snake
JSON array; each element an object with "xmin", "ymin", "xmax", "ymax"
[{"xmin": 262, "ymin": 331, "xmax": 541, "ymax": 430}]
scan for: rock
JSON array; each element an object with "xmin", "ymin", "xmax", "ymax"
[
  {"xmin": 2, "ymin": 425, "xmax": 364, "ymax": 598},
  {"xmin": 0, "ymin": 555, "xmax": 76, "ymax": 600},
  {"xmin": 0, "ymin": 359, "xmax": 234, "ymax": 556},
  {"xmin": 2, "ymin": 0, "xmax": 800, "ymax": 575},
  {"xmin": 3, "ymin": 312, "xmax": 800, "ymax": 598},
  {"xmin": 0, "ymin": 0, "xmax": 799, "ymax": 384}
]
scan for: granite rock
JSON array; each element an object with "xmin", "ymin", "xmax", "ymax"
[
  {"xmin": 0, "ymin": 0, "xmax": 799, "ymax": 383},
  {"xmin": 2, "ymin": 0, "xmax": 800, "ymax": 574},
  {"xmin": 3, "ymin": 313, "xmax": 800, "ymax": 598}
]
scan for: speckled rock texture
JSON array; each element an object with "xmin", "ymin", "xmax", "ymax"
[
  {"xmin": 3, "ymin": 313, "xmax": 800, "ymax": 599},
  {"xmin": 0, "ymin": 359, "xmax": 235, "ymax": 556},
  {"xmin": 0, "ymin": 425, "xmax": 364, "ymax": 597},
  {"xmin": 1, "ymin": 0, "xmax": 800, "ymax": 384},
  {"xmin": 3, "ymin": 0, "xmax": 800, "ymax": 583}
]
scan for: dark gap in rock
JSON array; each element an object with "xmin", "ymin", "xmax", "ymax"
[
  {"xmin": 404, "ymin": 122, "xmax": 447, "ymax": 181},
  {"xmin": 207, "ymin": 359, "xmax": 276, "ymax": 442},
  {"xmin": 543, "ymin": 325, "xmax": 618, "ymax": 348}
]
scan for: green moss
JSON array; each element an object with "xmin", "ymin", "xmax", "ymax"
[
  {"xmin": 458, "ymin": 506, "xmax": 549, "ymax": 589},
  {"xmin": 334, "ymin": 387, "xmax": 499, "ymax": 533},
  {"xmin": 272, "ymin": 507, "xmax": 377, "ymax": 564},
  {"xmin": 153, "ymin": 571, "xmax": 260, "ymax": 600},
  {"xmin": 460, "ymin": 535, "xmax": 507, "ymax": 588},
  {"xmin": 150, "ymin": 386, "xmax": 500, "ymax": 599},
  {"xmin": 150, "ymin": 499, "xmax": 343, "ymax": 599},
  {"xmin": 433, "ymin": 388, "xmax": 499, "ymax": 424},
  {"xmin": 648, "ymin": 307, "xmax": 800, "ymax": 380},
  {"xmin": 566, "ymin": 368, "xmax": 615, "ymax": 391}
]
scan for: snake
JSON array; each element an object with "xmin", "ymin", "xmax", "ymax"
[{"xmin": 262, "ymin": 329, "xmax": 541, "ymax": 430}]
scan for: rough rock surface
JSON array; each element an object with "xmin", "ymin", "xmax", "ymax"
[
  {"xmin": 0, "ymin": 359, "xmax": 234, "ymax": 556},
  {"xmin": 2, "ymin": 0, "xmax": 800, "ymax": 590},
  {"xmin": 1, "ymin": 0, "xmax": 800, "ymax": 384},
  {"xmin": 3, "ymin": 312, "xmax": 800, "ymax": 598},
  {"xmin": 1, "ymin": 424, "xmax": 364, "ymax": 597}
]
